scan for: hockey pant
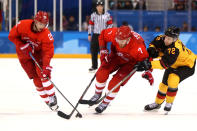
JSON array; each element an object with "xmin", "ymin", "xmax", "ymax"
[
  {"xmin": 95, "ymin": 58, "xmax": 135, "ymax": 105},
  {"xmin": 155, "ymin": 64, "xmax": 195, "ymax": 104},
  {"xmin": 18, "ymin": 57, "xmax": 55, "ymax": 104}
]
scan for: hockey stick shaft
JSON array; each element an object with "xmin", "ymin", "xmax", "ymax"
[
  {"xmin": 96, "ymin": 67, "xmax": 137, "ymax": 104},
  {"xmin": 80, "ymin": 74, "xmax": 96, "ymax": 100},
  {"xmin": 29, "ymin": 53, "xmax": 82, "ymax": 115},
  {"xmin": 68, "ymin": 74, "xmax": 96, "ymax": 117}
]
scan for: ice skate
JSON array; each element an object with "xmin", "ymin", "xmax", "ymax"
[
  {"xmin": 89, "ymin": 67, "xmax": 97, "ymax": 73},
  {"xmin": 88, "ymin": 93, "xmax": 101, "ymax": 106},
  {"xmin": 144, "ymin": 102, "xmax": 161, "ymax": 111},
  {"xmin": 95, "ymin": 102, "xmax": 108, "ymax": 113},
  {"xmin": 164, "ymin": 103, "xmax": 172, "ymax": 115},
  {"xmin": 48, "ymin": 95, "xmax": 59, "ymax": 111}
]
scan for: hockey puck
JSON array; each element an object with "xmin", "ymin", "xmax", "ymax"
[
  {"xmin": 75, "ymin": 113, "xmax": 82, "ymax": 118},
  {"xmin": 57, "ymin": 111, "xmax": 70, "ymax": 119}
]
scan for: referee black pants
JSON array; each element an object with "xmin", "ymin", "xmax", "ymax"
[{"xmin": 90, "ymin": 34, "xmax": 100, "ymax": 69}]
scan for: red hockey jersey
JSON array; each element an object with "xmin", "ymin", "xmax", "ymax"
[
  {"xmin": 8, "ymin": 19, "xmax": 54, "ymax": 67},
  {"xmin": 99, "ymin": 27, "xmax": 149, "ymax": 63}
]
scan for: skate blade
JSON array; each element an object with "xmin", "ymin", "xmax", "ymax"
[
  {"xmin": 89, "ymin": 70, "xmax": 96, "ymax": 73},
  {"xmin": 164, "ymin": 111, "xmax": 169, "ymax": 115},
  {"xmin": 93, "ymin": 112, "xmax": 102, "ymax": 115},
  {"xmin": 143, "ymin": 109, "xmax": 160, "ymax": 112},
  {"xmin": 50, "ymin": 105, "xmax": 59, "ymax": 111}
]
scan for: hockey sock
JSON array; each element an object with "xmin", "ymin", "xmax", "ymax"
[
  {"xmin": 155, "ymin": 83, "xmax": 168, "ymax": 104},
  {"xmin": 95, "ymin": 80, "xmax": 106, "ymax": 94},
  {"xmin": 103, "ymin": 92, "xmax": 117, "ymax": 105},
  {"xmin": 36, "ymin": 87, "xmax": 49, "ymax": 103},
  {"xmin": 166, "ymin": 73, "xmax": 179, "ymax": 103},
  {"xmin": 42, "ymin": 79, "xmax": 55, "ymax": 96},
  {"xmin": 166, "ymin": 87, "xmax": 178, "ymax": 103}
]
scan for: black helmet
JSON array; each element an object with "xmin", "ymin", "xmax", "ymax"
[
  {"xmin": 96, "ymin": 1, "xmax": 104, "ymax": 6},
  {"xmin": 165, "ymin": 26, "xmax": 180, "ymax": 38}
]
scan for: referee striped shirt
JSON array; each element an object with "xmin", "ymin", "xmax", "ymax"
[{"xmin": 88, "ymin": 12, "xmax": 113, "ymax": 35}]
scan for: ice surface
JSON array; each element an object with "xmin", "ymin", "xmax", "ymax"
[{"xmin": 0, "ymin": 58, "xmax": 197, "ymax": 131}]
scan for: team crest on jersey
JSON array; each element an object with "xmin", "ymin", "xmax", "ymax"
[{"xmin": 21, "ymin": 36, "xmax": 39, "ymax": 47}]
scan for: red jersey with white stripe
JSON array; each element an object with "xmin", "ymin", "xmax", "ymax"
[
  {"xmin": 99, "ymin": 27, "xmax": 149, "ymax": 63},
  {"xmin": 8, "ymin": 19, "xmax": 54, "ymax": 67}
]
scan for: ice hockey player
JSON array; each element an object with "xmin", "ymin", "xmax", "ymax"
[
  {"xmin": 87, "ymin": 25, "xmax": 153, "ymax": 113},
  {"xmin": 8, "ymin": 11, "xmax": 58, "ymax": 111},
  {"xmin": 136, "ymin": 26, "xmax": 196, "ymax": 113}
]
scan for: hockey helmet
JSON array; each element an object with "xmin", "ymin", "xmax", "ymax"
[
  {"xmin": 34, "ymin": 11, "xmax": 49, "ymax": 25},
  {"xmin": 116, "ymin": 25, "xmax": 132, "ymax": 40},
  {"xmin": 165, "ymin": 26, "xmax": 180, "ymax": 38}
]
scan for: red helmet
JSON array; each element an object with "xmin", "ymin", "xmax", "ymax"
[
  {"xmin": 116, "ymin": 26, "xmax": 132, "ymax": 40},
  {"xmin": 34, "ymin": 11, "xmax": 49, "ymax": 25}
]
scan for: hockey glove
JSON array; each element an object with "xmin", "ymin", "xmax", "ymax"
[
  {"xmin": 135, "ymin": 59, "xmax": 152, "ymax": 71},
  {"xmin": 100, "ymin": 49, "xmax": 111, "ymax": 65},
  {"xmin": 20, "ymin": 43, "xmax": 33, "ymax": 56},
  {"xmin": 42, "ymin": 65, "xmax": 52, "ymax": 79},
  {"xmin": 142, "ymin": 69, "xmax": 154, "ymax": 86}
]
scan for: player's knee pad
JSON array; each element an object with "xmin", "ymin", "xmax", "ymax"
[
  {"xmin": 96, "ymin": 69, "xmax": 109, "ymax": 83},
  {"xmin": 107, "ymin": 77, "xmax": 121, "ymax": 93},
  {"xmin": 33, "ymin": 77, "xmax": 43, "ymax": 87},
  {"xmin": 104, "ymin": 92, "xmax": 118, "ymax": 103},
  {"xmin": 167, "ymin": 73, "xmax": 180, "ymax": 88},
  {"xmin": 158, "ymin": 82, "xmax": 168, "ymax": 93}
]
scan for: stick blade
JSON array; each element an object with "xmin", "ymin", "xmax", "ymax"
[
  {"xmin": 79, "ymin": 99, "xmax": 90, "ymax": 104},
  {"xmin": 79, "ymin": 99, "xmax": 99, "ymax": 106},
  {"xmin": 57, "ymin": 111, "xmax": 70, "ymax": 119}
]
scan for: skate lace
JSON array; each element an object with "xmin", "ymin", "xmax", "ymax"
[
  {"xmin": 99, "ymin": 103, "xmax": 107, "ymax": 110},
  {"xmin": 165, "ymin": 103, "xmax": 172, "ymax": 108},
  {"xmin": 49, "ymin": 96, "xmax": 56, "ymax": 104},
  {"xmin": 90, "ymin": 94, "xmax": 101, "ymax": 102},
  {"xmin": 149, "ymin": 103, "xmax": 158, "ymax": 108}
]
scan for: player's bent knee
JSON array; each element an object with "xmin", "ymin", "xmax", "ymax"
[
  {"xmin": 96, "ymin": 71, "xmax": 109, "ymax": 83},
  {"xmin": 33, "ymin": 77, "xmax": 43, "ymax": 87},
  {"xmin": 167, "ymin": 73, "xmax": 180, "ymax": 88},
  {"xmin": 159, "ymin": 82, "xmax": 168, "ymax": 93}
]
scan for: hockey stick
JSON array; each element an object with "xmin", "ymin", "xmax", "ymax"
[
  {"xmin": 66, "ymin": 74, "xmax": 96, "ymax": 118},
  {"xmin": 29, "ymin": 52, "xmax": 82, "ymax": 119},
  {"xmin": 80, "ymin": 67, "xmax": 137, "ymax": 106},
  {"xmin": 58, "ymin": 74, "xmax": 96, "ymax": 119}
]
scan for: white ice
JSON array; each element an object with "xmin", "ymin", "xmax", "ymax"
[{"xmin": 0, "ymin": 58, "xmax": 197, "ymax": 131}]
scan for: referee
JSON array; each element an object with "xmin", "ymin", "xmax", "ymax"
[{"xmin": 88, "ymin": 1, "xmax": 113, "ymax": 72}]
